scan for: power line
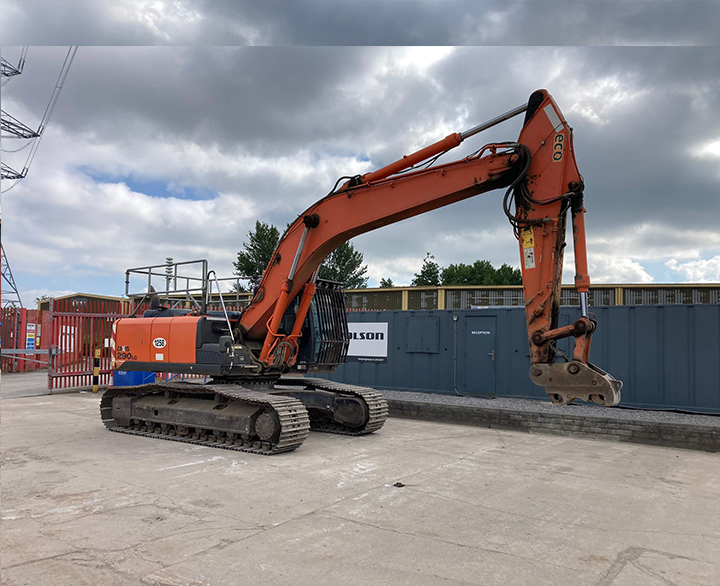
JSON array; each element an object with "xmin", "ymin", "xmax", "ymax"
[
  {"xmin": 1, "ymin": 140, "xmax": 33, "ymax": 153},
  {"xmin": 1, "ymin": 46, "xmax": 78, "ymax": 191},
  {"xmin": 20, "ymin": 46, "xmax": 79, "ymax": 180}
]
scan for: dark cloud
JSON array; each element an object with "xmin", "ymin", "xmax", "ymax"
[
  {"xmin": 0, "ymin": 0, "xmax": 158, "ymax": 45},
  {"xmin": 232, "ymin": 1, "xmax": 720, "ymax": 46},
  {"xmin": 3, "ymin": 47, "xmax": 389, "ymax": 149},
  {"xmin": 3, "ymin": 46, "xmax": 720, "ymax": 297},
  {"xmin": 1, "ymin": 1, "xmax": 718, "ymax": 46},
  {"xmin": 456, "ymin": 0, "xmax": 720, "ymax": 46}
]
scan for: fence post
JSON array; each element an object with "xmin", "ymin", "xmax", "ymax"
[
  {"xmin": 48, "ymin": 298, "xmax": 55, "ymax": 392},
  {"xmin": 17, "ymin": 308, "xmax": 28, "ymax": 373},
  {"xmin": 92, "ymin": 347, "xmax": 101, "ymax": 392}
]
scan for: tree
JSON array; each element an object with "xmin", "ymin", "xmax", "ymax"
[
  {"xmin": 319, "ymin": 241, "xmax": 369, "ymax": 288},
  {"xmin": 441, "ymin": 260, "xmax": 522, "ymax": 286},
  {"xmin": 235, "ymin": 221, "xmax": 369, "ymax": 288},
  {"xmin": 379, "ymin": 277, "xmax": 394, "ymax": 288},
  {"xmin": 412, "ymin": 253, "xmax": 441, "ymax": 286},
  {"xmin": 494, "ymin": 263, "xmax": 523, "ymax": 285},
  {"xmin": 234, "ymin": 221, "xmax": 280, "ymax": 278}
]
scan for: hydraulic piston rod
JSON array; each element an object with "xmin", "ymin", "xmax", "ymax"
[
  {"xmin": 460, "ymin": 102, "xmax": 528, "ymax": 140},
  {"xmin": 361, "ymin": 102, "xmax": 528, "ymax": 185}
]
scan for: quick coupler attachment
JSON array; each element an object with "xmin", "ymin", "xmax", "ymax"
[{"xmin": 529, "ymin": 361, "xmax": 623, "ymax": 406}]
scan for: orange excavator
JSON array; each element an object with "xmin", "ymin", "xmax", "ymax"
[{"xmin": 102, "ymin": 89, "xmax": 622, "ymax": 454}]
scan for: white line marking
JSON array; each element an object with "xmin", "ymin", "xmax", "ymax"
[{"xmin": 159, "ymin": 455, "xmax": 227, "ymax": 471}]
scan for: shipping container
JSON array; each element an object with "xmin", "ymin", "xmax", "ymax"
[{"xmin": 325, "ymin": 305, "xmax": 720, "ymax": 413}]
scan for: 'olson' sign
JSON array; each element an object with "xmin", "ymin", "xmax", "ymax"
[{"xmin": 346, "ymin": 322, "xmax": 388, "ymax": 363}]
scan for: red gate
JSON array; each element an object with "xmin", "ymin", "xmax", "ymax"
[{"xmin": 48, "ymin": 298, "xmax": 125, "ymax": 390}]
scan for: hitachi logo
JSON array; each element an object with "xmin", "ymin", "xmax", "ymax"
[{"xmin": 350, "ymin": 332, "xmax": 384, "ymax": 340}]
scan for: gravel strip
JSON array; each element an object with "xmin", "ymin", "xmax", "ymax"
[{"xmin": 380, "ymin": 389, "xmax": 720, "ymax": 429}]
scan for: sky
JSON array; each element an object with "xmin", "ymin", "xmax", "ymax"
[{"xmin": 1, "ymin": 2, "xmax": 719, "ymax": 306}]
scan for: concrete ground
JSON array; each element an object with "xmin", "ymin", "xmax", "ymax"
[
  {"xmin": 1, "ymin": 370, "xmax": 55, "ymax": 399},
  {"xmin": 2, "ymin": 384, "xmax": 719, "ymax": 586}
]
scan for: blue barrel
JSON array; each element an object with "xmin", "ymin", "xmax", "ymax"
[{"xmin": 112, "ymin": 370, "xmax": 156, "ymax": 387}]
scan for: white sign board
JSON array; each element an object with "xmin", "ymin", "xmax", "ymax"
[
  {"xmin": 26, "ymin": 323, "xmax": 36, "ymax": 350},
  {"xmin": 346, "ymin": 322, "xmax": 388, "ymax": 363}
]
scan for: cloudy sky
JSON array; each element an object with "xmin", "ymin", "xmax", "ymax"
[
  {"xmin": 2, "ymin": 1, "xmax": 719, "ymax": 46},
  {"xmin": 1, "ymin": 3, "xmax": 719, "ymax": 306}
]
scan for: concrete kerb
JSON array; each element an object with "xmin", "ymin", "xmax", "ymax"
[
  {"xmin": 386, "ymin": 398, "xmax": 720, "ymax": 452},
  {"xmin": 50, "ymin": 385, "xmax": 110, "ymax": 395}
]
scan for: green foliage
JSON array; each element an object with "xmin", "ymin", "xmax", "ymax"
[
  {"xmin": 441, "ymin": 260, "xmax": 522, "ymax": 286},
  {"xmin": 319, "ymin": 241, "xmax": 369, "ymax": 289},
  {"xmin": 493, "ymin": 263, "xmax": 523, "ymax": 285},
  {"xmin": 411, "ymin": 253, "xmax": 522, "ymax": 288},
  {"xmin": 234, "ymin": 221, "xmax": 280, "ymax": 277},
  {"xmin": 379, "ymin": 277, "xmax": 394, "ymax": 288},
  {"xmin": 234, "ymin": 221, "xmax": 369, "ymax": 289},
  {"xmin": 411, "ymin": 253, "xmax": 441, "ymax": 286}
]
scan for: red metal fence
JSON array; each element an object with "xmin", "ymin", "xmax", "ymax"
[
  {"xmin": 48, "ymin": 298, "xmax": 125, "ymax": 390},
  {"xmin": 1, "ymin": 308, "xmax": 51, "ymax": 372}
]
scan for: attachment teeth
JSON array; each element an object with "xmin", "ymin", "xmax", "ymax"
[{"xmin": 530, "ymin": 361, "xmax": 622, "ymax": 406}]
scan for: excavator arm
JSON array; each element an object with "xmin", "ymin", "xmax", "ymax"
[{"xmin": 240, "ymin": 89, "xmax": 622, "ymax": 406}]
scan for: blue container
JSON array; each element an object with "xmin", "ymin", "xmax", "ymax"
[
  {"xmin": 112, "ymin": 370, "xmax": 156, "ymax": 387},
  {"xmin": 324, "ymin": 305, "xmax": 720, "ymax": 413}
]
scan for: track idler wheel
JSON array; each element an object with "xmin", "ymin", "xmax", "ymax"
[
  {"xmin": 530, "ymin": 361, "xmax": 623, "ymax": 406},
  {"xmin": 254, "ymin": 411, "xmax": 280, "ymax": 442}
]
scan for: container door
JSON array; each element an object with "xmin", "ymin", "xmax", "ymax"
[{"xmin": 465, "ymin": 316, "xmax": 496, "ymax": 395}]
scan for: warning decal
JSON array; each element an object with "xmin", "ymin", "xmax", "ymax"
[
  {"xmin": 521, "ymin": 227, "xmax": 534, "ymax": 249},
  {"xmin": 523, "ymin": 247, "xmax": 536, "ymax": 270}
]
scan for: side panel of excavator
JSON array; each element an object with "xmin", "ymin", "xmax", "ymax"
[
  {"xmin": 114, "ymin": 316, "xmax": 199, "ymax": 367},
  {"xmin": 113, "ymin": 315, "xmax": 253, "ymax": 377}
]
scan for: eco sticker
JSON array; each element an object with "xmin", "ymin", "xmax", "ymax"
[{"xmin": 553, "ymin": 133, "xmax": 564, "ymax": 162}]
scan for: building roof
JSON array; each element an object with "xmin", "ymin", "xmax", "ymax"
[{"xmin": 36, "ymin": 292, "xmax": 125, "ymax": 311}]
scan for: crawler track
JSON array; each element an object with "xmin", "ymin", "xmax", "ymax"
[
  {"xmin": 100, "ymin": 383, "xmax": 310, "ymax": 455},
  {"xmin": 276, "ymin": 377, "xmax": 389, "ymax": 435}
]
